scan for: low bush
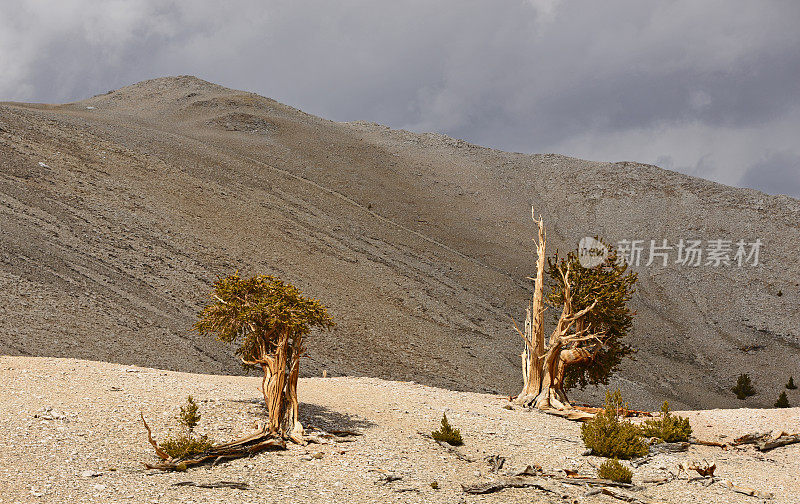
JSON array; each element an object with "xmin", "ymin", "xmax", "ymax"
[
  {"xmin": 598, "ymin": 458, "xmax": 633, "ymax": 483},
  {"xmin": 160, "ymin": 433, "xmax": 214, "ymax": 459},
  {"xmin": 639, "ymin": 401, "xmax": 692, "ymax": 442},
  {"xmin": 432, "ymin": 413, "xmax": 463, "ymax": 446},
  {"xmin": 581, "ymin": 390, "xmax": 648, "ymax": 459}
]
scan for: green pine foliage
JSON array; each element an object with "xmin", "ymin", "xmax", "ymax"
[
  {"xmin": 546, "ymin": 242, "xmax": 637, "ymax": 390},
  {"xmin": 731, "ymin": 373, "xmax": 757, "ymax": 400},
  {"xmin": 598, "ymin": 458, "xmax": 633, "ymax": 484},
  {"xmin": 431, "ymin": 413, "xmax": 463, "ymax": 446},
  {"xmin": 787, "ymin": 377, "xmax": 797, "ymax": 390},
  {"xmin": 639, "ymin": 401, "xmax": 692, "ymax": 443},
  {"xmin": 177, "ymin": 395, "xmax": 201, "ymax": 432},
  {"xmin": 581, "ymin": 390, "xmax": 648, "ymax": 459},
  {"xmin": 194, "ymin": 273, "xmax": 335, "ymax": 368},
  {"xmin": 775, "ymin": 391, "xmax": 790, "ymax": 408}
]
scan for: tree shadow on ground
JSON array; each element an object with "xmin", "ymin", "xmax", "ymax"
[{"xmin": 299, "ymin": 402, "xmax": 375, "ymax": 432}]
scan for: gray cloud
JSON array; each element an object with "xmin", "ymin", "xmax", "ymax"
[
  {"xmin": 739, "ymin": 151, "xmax": 800, "ymax": 198},
  {"xmin": 1, "ymin": 0, "xmax": 798, "ymax": 197}
]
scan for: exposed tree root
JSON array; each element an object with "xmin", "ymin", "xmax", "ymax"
[
  {"xmin": 141, "ymin": 413, "xmax": 286, "ymax": 471},
  {"xmin": 539, "ymin": 406, "xmax": 595, "ymax": 422}
]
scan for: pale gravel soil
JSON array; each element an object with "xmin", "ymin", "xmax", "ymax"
[{"xmin": 1, "ymin": 356, "xmax": 797, "ymax": 504}]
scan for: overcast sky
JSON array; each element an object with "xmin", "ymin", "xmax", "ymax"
[{"xmin": 2, "ymin": 1, "xmax": 799, "ymax": 198}]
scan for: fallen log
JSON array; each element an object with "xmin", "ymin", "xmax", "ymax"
[
  {"xmin": 540, "ymin": 407, "xmax": 595, "ymax": 422},
  {"xmin": 172, "ymin": 481, "xmax": 249, "ymax": 490},
  {"xmin": 574, "ymin": 405, "xmax": 653, "ymax": 418},
  {"xmin": 757, "ymin": 433, "xmax": 800, "ymax": 451},
  {"xmin": 461, "ymin": 476, "xmax": 560, "ymax": 495},
  {"xmin": 718, "ymin": 479, "xmax": 773, "ymax": 499},
  {"xmin": 733, "ymin": 431, "xmax": 800, "ymax": 451},
  {"xmin": 689, "ymin": 437, "xmax": 728, "ymax": 448},
  {"xmin": 598, "ymin": 486, "xmax": 663, "ymax": 504}
]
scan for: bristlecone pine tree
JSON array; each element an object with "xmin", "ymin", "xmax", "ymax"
[
  {"xmin": 195, "ymin": 273, "xmax": 334, "ymax": 441},
  {"xmin": 140, "ymin": 274, "xmax": 334, "ymax": 471},
  {"xmin": 787, "ymin": 376, "xmax": 797, "ymax": 390},
  {"xmin": 514, "ymin": 209, "xmax": 637, "ymax": 413}
]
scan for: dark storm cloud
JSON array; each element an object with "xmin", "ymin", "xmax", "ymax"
[{"xmin": 2, "ymin": 1, "xmax": 799, "ymax": 197}]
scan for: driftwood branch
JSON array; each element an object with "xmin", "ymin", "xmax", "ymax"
[
  {"xmin": 596, "ymin": 487, "xmax": 663, "ymax": 504},
  {"xmin": 140, "ymin": 413, "xmax": 170, "ymax": 461},
  {"xmin": 172, "ymin": 481, "xmax": 249, "ymax": 490},
  {"xmin": 733, "ymin": 431, "xmax": 800, "ymax": 451},
  {"xmin": 462, "ymin": 476, "xmax": 560, "ymax": 495},
  {"xmin": 718, "ymin": 479, "xmax": 773, "ymax": 499}
]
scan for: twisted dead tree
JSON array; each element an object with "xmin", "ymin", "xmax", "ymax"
[
  {"xmin": 514, "ymin": 210, "xmax": 636, "ymax": 413},
  {"xmin": 142, "ymin": 273, "xmax": 334, "ymax": 470}
]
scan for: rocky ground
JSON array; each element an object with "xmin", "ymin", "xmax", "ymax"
[{"xmin": 1, "ymin": 356, "xmax": 797, "ymax": 504}]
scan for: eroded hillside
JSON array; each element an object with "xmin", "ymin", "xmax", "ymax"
[{"xmin": 1, "ymin": 76, "xmax": 798, "ymax": 409}]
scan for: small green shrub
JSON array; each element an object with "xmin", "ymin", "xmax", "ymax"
[
  {"xmin": 159, "ymin": 395, "xmax": 213, "ymax": 459},
  {"xmin": 639, "ymin": 401, "xmax": 692, "ymax": 442},
  {"xmin": 581, "ymin": 390, "xmax": 648, "ymax": 459},
  {"xmin": 775, "ymin": 391, "xmax": 790, "ymax": 408},
  {"xmin": 430, "ymin": 481, "xmax": 439, "ymax": 490},
  {"xmin": 731, "ymin": 373, "xmax": 756, "ymax": 400},
  {"xmin": 178, "ymin": 395, "xmax": 201, "ymax": 432},
  {"xmin": 786, "ymin": 377, "xmax": 797, "ymax": 390},
  {"xmin": 598, "ymin": 458, "xmax": 633, "ymax": 484},
  {"xmin": 432, "ymin": 413, "xmax": 463, "ymax": 446},
  {"xmin": 160, "ymin": 433, "xmax": 213, "ymax": 459}
]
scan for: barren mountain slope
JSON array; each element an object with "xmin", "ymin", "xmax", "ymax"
[{"xmin": 1, "ymin": 76, "xmax": 798, "ymax": 409}]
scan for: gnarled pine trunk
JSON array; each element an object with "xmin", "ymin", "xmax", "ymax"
[
  {"xmin": 516, "ymin": 209, "xmax": 547, "ymax": 406},
  {"xmin": 514, "ymin": 210, "xmax": 602, "ymax": 414},
  {"xmin": 259, "ymin": 329, "xmax": 304, "ymax": 441}
]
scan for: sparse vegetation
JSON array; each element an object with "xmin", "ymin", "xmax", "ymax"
[
  {"xmin": 731, "ymin": 373, "xmax": 757, "ymax": 400},
  {"xmin": 431, "ymin": 413, "xmax": 463, "ymax": 446},
  {"xmin": 598, "ymin": 458, "xmax": 633, "ymax": 484},
  {"xmin": 158, "ymin": 396, "xmax": 214, "ymax": 460},
  {"xmin": 775, "ymin": 391, "xmax": 790, "ymax": 408},
  {"xmin": 787, "ymin": 376, "xmax": 797, "ymax": 390},
  {"xmin": 430, "ymin": 481, "xmax": 439, "ymax": 490},
  {"xmin": 580, "ymin": 390, "xmax": 648, "ymax": 459},
  {"xmin": 639, "ymin": 401, "xmax": 692, "ymax": 443}
]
